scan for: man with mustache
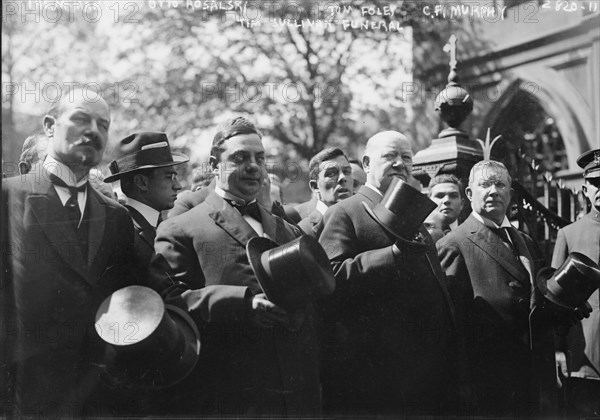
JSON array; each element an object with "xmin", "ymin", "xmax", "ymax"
[
  {"xmin": 147, "ymin": 117, "xmax": 321, "ymax": 416},
  {"xmin": 551, "ymin": 148, "xmax": 600, "ymax": 419},
  {"xmin": 428, "ymin": 174, "xmax": 464, "ymax": 230},
  {"xmin": 1, "ymin": 89, "xmax": 139, "ymax": 417},
  {"xmin": 104, "ymin": 132, "xmax": 188, "ymax": 278},
  {"xmin": 437, "ymin": 160, "xmax": 547, "ymax": 417},
  {"xmin": 318, "ymin": 130, "xmax": 456, "ymax": 416},
  {"xmin": 298, "ymin": 147, "xmax": 353, "ymax": 237}
]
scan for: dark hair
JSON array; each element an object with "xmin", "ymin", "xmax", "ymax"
[
  {"xmin": 210, "ymin": 117, "xmax": 261, "ymax": 163},
  {"xmin": 348, "ymin": 158, "xmax": 363, "ymax": 169},
  {"xmin": 19, "ymin": 132, "xmax": 48, "ymax": 174},
  {"xmin": 428, "ymin": 174, "xmax": 463, "ymax": 196},
  {"xmin": 308, "ymin": 147, "xmax": 347, "ymax": 182},
  {"xmin": 120, "ymin": 168, "xmax": 154, "ymax": 197}
]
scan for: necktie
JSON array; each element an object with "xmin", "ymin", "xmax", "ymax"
[
  {"xmin": 494, "ymin": 227, "xmax": 514, "ymax": 251},
  {"xmin": 49, "ymin": 174, "xmax": 87, "ymax": 228},
  {"xmin": 157, "ymin": 214, "xmax": 164, "ymax": 228},
  {"xmin": 227, "ymin": 200, "xmax": 262, "ymax": 222}
]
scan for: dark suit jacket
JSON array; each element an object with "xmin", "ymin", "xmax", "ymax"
[
  {"xmin": 437, "ymin": 214, "xmax": 546, "ymax": 415},
  {"xmin": 148, "ymin": 191, "xmax": 320, "ymax": 417},
  {"xmin": 125, "ymin": 205, "xmax": 156, "ymax": 279},
  {"xmin": 317, "ymin": 186, "xmax": 456, "ymax": 415},
  {"xmin": 551, "ymin": 208, "xmax": 600, "ymax": 378},
  {"xmin": 1, "ymin": 172, "xmax": 138, "ymax": 417},
  {"xmin": 298, "ymin": 208, "xmax": 324, "ymax": 238}
]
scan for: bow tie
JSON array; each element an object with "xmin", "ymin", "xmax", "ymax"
[
  {"xmin": 227, "ymin": 200, "xmax": 262, "ymax": 222},
  {"xmin": 49, "ymin": 174, "xmax": 87, "ymax": 194}
]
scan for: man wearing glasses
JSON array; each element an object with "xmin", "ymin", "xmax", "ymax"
[{"xmin": 437, "ymin": 160, "xmax": 546, "ymax": 417}]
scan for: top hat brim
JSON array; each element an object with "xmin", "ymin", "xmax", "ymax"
[
  {"xmin": 104, "ymin": 153, "xmax": 189, "ymax": 183},
  {"xmin": 363, "ymin": 202, "xmax": 427, "ymax": 247},
  {"xmin": 246, "ymin": 237, "xmax": 280, "ymax": 304},
  {"xmin": 105, "ymin": 304, "xmax": 200, "ymax": 389}
]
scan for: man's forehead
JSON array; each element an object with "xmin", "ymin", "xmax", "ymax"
[
  {"xmin": 223, "ymin": 134, "xmax": 264, "ymax": 152},
  {"xmin": 64, "ymin": 96, "xmax": 110, "ymax": 118},
  {"xmin": 431, "ymin": 182, "xmax": 459, "ymax": 193},
  {"xmin": 473, "ymin": 166, "xmax": 508, "ymax": 180},
  {"xmin": 320, "ymin": 156, "xmax": 349, "ymax": 169}
]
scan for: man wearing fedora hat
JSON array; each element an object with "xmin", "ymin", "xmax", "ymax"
[
  {"xmin": 1, "ymin": 89, "xmax": 139, "ymax": 417},
  {"xmin": 105, "ymin": 132, "xmax": 188, "ymax": 277},
  {"xmin": 437, "ymin": 160, "xmax": 549, "ymax": 416},
  {"xmin": 551, "ymin": 148, "xmax": 600, "ymax": 418},
  {"xmin": 147, "ymin": 117, "xmax": 321, "ymax": 416},
  {"xmin": 318, "ymin": 130, "xmax": 456, "ymax": 416}
]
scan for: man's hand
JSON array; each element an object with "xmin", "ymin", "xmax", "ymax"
[
  {"xmin": 555, "ymin": 351, "xmax": 568, "ymax": 388},
  {"xmin": 247, "ymin": 293, "xmax": 289, "ymax": 329}
]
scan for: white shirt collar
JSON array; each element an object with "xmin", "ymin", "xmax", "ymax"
[
  {"xmin": 449, "ymin": 220, "xmax": 459, "ymax": 230},
  {"xmin": 214, "ymin": 186, "xmax": 256, "ymax": 206},
  {"xmin": 44, "ymin": 155, "xmax": 88, "ymax": 187},
  {"xmin": 471, "ymin": 211, "xmax": 512, "ymax": 229},
  {"xmin": 316, "ymin": 199, "xmax": 329, "ymax": 216},
  {"xmin": 364, "ymin": 183, "xmax": 383, "ymax": 198},
  {"xmin": 126, "ymin": 198, "xmax": 161, "ymax": 228}
]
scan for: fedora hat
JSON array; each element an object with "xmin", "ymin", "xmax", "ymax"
[
  {"xmin": 95, "ymin": 285, "xmax": 200, "ymax": 389},
  {"xmin": 538, "ymin": 252, "xmax": 600, "ymax": 310},
  {"xmin": 364, "ymin": 176, "xmax": 437, "ymax": 245},
  {"xmin": 246, "ymin": 235, "xmax": 335, "ymax": 312},
  {"xmin": 105, "ymin": 132, "xmax": 189, "ymax": 182}
]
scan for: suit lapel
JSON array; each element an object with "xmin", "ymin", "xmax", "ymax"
[
  {"xmin": 125, "ymin": 205, "xmax": 156, "ymax": 250},
  {"xmin": 357, "ymin": 185, "xmax": 382, "ymax": 206},
  {"xmin": 86, "ymin": 188, "xmax": 106, "ymax": 266},
  {"xmin": 465, "ymin": 215, "xmax": 530, "ymax": 286},
  {"xmin": 28, "ymin": 179, "xmax": 89, "ymax": 282},
  {"xmin": 206, "ymin": 192, "xmax": 258, "ymax": 246}
]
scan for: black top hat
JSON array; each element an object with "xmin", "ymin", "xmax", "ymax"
[
  {"xmin": 246, "ymin": 235, "xmax": 335, "ymax": 312},
  {"xmin": 95, "ymin": 285, "xmax": 200, "ymax": 389},
  {"xmin": 538, "ymin": 252, "xmax": 600, "ymax": 310},
  {"xmin": 104, "ymin": 132, "xmax": 189, "ymax": 182},
  {"xmin": 365, "ymin": 176, "xmax": 437, "ymax": 245},
  {"xmin": 577, "ymin": 148, "xmax": 600, "ymax": 179}
]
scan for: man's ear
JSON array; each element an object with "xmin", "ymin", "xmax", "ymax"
[
  {"xmin": 308, "ymin": 179, "xmax": 319, "ymax": 193},
  {"xmin": 362, "ymin": 156, "xmax": 370, "ymax": 172},
  {"xmin": 133, "ymin": 173, "xmax": 149, "ymax": 192},
  {"xmin": 209, "ymin": 156, "xmax": 219, "ymax": 173},
  {"xmin": 465, "ymin": 187, "xmax": 473, "ymax": 202},
  {"xmin": 582, "ymin": 184, "xmax": 588, "ymax": 195},
  {"xmin": 43, "ymin": 115, "xmax": 55, "ymax": 137}
]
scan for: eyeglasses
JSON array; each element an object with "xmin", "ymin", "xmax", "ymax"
[{"xmin": 477, "ymin": 181, "xmax": 509, "ymax": 190}]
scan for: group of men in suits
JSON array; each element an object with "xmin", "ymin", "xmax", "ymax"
[{"xmin": 2, "ymin": 87, "xmax": 598, "ymax": 418}]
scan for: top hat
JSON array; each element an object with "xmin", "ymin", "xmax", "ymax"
[
  {"xmin": 538, "ymin": 252, "xmax": 600, "ymax": 310},
  {"xmin": 364, "ymin": 176, "xmax": 437, "ymax": 245},
  {"xmin": 246, "ymin": 235, "xmax": 335, "ymax": 312},
  {"xmin": 104, "ymin": 132, "xmax": 189, "ymax": 182},
  {"xmin": 577, "ymin": 148, "xmax": 600, "ymax": 179},
  {"xmin": 95, "ymin": 285, "xmax": 201, "ymax": 389}
]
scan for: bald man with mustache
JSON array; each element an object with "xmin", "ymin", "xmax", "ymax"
[{"xmin": 318, "ymin": 131, "xmax": 456, "ymax": 416}]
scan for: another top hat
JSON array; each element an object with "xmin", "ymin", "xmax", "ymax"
[
  {"xmin": 246, "ymin": 235, "xmax": 335, "ymax": 312},
  {"xmin": 538, "ymin": 252, "xmax": 600, "ymax": 310},
  {"xmin": 104, "ymin": 132, "xmax": 189, "ymax": 182},
  {"xmin": 364, "ymin": 176, "xmax": 437, "ymax": 244},
  {"xmin": 577, "ymin": 148, "xmax": 600, "ymax": 179},
  {"xmin": 95, "ymin": 285, "xmax": 201, "ymax": 389}
]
